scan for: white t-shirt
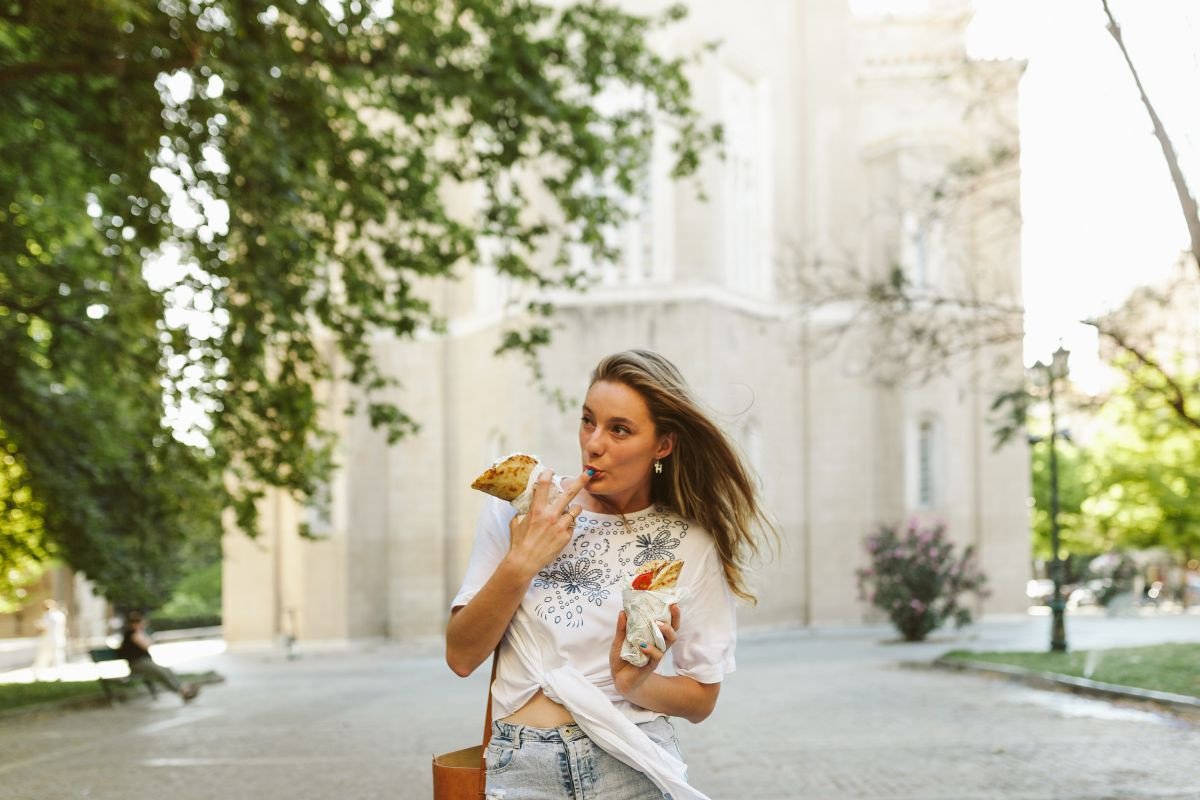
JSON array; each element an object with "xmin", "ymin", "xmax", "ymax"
[{"xmin": 451, "ymin": 496, "xmax": 737, "ymax": 724}]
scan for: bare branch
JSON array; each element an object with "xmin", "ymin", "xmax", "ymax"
[
  {"xmin": 1086, "ymin": 318, "xmax": 1200, "ymax": 431},
  {"xmin": 1102, "ymin": 0, "xmax": 1200, "ymax": 271}
]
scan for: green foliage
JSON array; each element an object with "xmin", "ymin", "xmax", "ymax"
[
  {"xmin": 0, "ymin": 428, "xmax": 52, "ymax": 611},
  {"xmin": 1021, "ymin": 363, "xmax": 1199, "ymax": 564},
  {"xmin": 149, "ymin": 613, "xmax": 221, "ymax": 632},
  {"xmin": 0, "ymin": 1, "xmax": 716, "ymax": 606},
  {"xmin": 157, "ymin": 560, "xmax": 220, "ymax": 620},
  {"xmin": 1082, "ymin": 364, "xmax": 1200, "ymax": 560},
  {"xmin": 856, "ymin": 520, "xmax": 989, "ymax": 642},
  {"xmin": 0, "ymin": 679, "xmax": 108, "ymax": 712},
  {"xmin": 1029, "ymin": 438, "xmax": 1102, "ymax": 560}
]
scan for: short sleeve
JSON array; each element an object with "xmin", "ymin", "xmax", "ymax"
[
  {"xmin": 670, "ymin": 545, "xmax": 737, "ymax": 684},
  {"xmin": 449, "ymin": 497, "xmax": 517, "ymax": 611}
]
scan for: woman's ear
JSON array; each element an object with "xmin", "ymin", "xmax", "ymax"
[{"xmin": 656, "ymin": 432, "xmax": 677, "ymax": 460}]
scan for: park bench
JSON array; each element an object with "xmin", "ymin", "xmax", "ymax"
[{"xmin": 89, "ymin": 647, "xmax": 158, "ymax": 704}]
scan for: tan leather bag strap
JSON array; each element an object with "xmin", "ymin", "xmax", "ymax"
[
  {"xmin": 478, "ymin": 649, "xmax": 499, "ymax": 797},
  {"xmin": 482, "ymin": 649, "xmax": 499, "ymax": 746}
]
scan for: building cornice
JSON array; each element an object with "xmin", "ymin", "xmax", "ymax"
[
  {"xmin": 432, "ymin": 281, "xmax": 796, "ymax": 342},
  {"xmin": 543, "ymin": 282, "xmax": 792, "ymax": 319}
]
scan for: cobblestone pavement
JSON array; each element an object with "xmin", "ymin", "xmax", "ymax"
[{"xmin": 1, "ymin": 614, "xmax": 1199, "ymax": 800}]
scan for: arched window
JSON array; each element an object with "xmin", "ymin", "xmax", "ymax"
[
  {"xmin": 561, "ymin": 87, "xmax": 674, "ymax": 288},
  {"xmin": 908, "ymin": 414, "xmax": 941, "ymax": 511},
  {"xmin": 917, "ymin": 419, "xmax": 936, "ymax": 508},
  {"xmin": 902, "ymin": 212, "xmax": 942, "ymax": 291}
]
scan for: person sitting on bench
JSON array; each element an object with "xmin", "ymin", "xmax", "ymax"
[{"xmin": 117, "ymin": 612, "xmax": 199, "ymax": 702}]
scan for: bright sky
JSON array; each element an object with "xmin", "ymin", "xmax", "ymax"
[
  {"xmin": 964, "ymin": 0, "xmax": 1200, "ymax": 388},
  {"xmin": 856, "ymin": 0, "xmax": 1199, "ymax": 390}
]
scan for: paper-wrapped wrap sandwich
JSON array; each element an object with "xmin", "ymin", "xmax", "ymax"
[
  {"xmin": 621, "ymin": 560, "xmax": 684, "ymax": 667},
  {"xmin": 470, "ymin": 452, "xmax": 562, "ymax": 514}
]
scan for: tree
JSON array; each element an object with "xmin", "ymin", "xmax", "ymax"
[
  {"xmin": 1083, "ymin": 262, "xmax": 1200, "ymax": 433},
  {"xmin": 0, "ymin": 0, "xmax": 718, "ymax": 607},
  {"xmin": 1028, "ymin": 436, "xmax": 1099, "ymax": 561},
  {"xmin": 0, "ymin": 430, "xmax": 51, "ymax": 613},
  {"xmin": 1078, "ymin": 1, "xmax": 1200, "ymax": 431},
  {"xmin": 1083, "ymin": 360, "xmax": 1200, "ymax": 562}
]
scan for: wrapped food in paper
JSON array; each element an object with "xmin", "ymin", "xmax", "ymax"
[
  {"xmin": 470, "ymin": 452, "xmax": 562, "ymax": 514},
  {"xmin": 620, "ymin": 560, "xmax": 685, "ymax": 667}
]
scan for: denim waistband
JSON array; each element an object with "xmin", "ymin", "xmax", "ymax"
[{"xmin": 490, "ymin": 719, "xmax": 590, "ymax": 747}]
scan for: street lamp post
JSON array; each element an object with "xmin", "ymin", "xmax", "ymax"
[{"xmin": 1036, "ymin": 344, "xmax": 1071, "ymax": 653}]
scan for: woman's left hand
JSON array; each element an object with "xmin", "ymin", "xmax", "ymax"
[{"xmin": 609, "ymin": 604, "xmax": 680, "ymax": 700}]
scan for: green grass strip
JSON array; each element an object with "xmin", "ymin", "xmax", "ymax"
[
  {"xmin": 942, "ymin": 642, "xmax": 1200, "ymax": 699},
  {"xmin": 0, "ymin": 680, "xmax": 107, "ymax": 711},
  {"xmin": 0, "ymin": 672, "xmax": 217, "ymax": 712}
]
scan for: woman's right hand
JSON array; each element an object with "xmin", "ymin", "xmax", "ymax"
[{"xmin": 506, "ymin": 469, "xmax": 590, "ymax": 577}]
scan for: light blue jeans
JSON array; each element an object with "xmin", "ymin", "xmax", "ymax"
[{"xmin": 484, "ymin": 716, "xmax": 685, "ymax": 800}]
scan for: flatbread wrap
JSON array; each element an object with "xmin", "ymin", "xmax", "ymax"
[
  {"xmin": 621, "ymin": 560, "xmax": 684, "ymax": 667},
  {"xmin": 470, "ymin": 452, "xmax": 562, "ymax": 514}
]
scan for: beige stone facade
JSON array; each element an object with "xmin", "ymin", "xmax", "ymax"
[
  {"xmin": 223, "ymin": 0, "xmax": 1032, "ymax": 646},
  {"xmin": 0, "ymin": 567, "xmax": 109, "ymax": 645}
]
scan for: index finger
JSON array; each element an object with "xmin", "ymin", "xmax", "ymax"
[
  {"xmin": 551, "ymin": 470, "xmax": 592, "ymax": 515},
  {"xmin": 531, "ymin": 468, "xmax": 554, "ymax": 509}
]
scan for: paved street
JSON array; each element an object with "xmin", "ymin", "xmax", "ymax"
[{"xmin": 1, "ymin": 613, "xmax": 1199, "ymax": 800}]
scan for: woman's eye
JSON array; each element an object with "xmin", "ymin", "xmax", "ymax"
[
  {"xmin": 580, "ymin": 416, "xmax": 594, "ymax": 427},
  {"xmin": 613, "ymin": 426, "xmax": 629, "ymax": 435}
]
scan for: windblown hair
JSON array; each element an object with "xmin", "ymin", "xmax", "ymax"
[{"xmin": 590, "ymin": 350, "xmax": 776, "ymax": 603}]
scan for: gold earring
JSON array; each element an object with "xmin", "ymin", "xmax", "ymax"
[{"xmin": 654, "ymin": 460, "xmax": 663, "ymax": 474}]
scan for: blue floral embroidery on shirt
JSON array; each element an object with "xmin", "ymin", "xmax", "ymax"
[
  {"xmin": 533, "ymin": 537, "xmax": 619, "ymax": 628},
  {"xmin": 616, "ymin": 513, "xmax": 688, "ymax": 569},
  {"xmin": 630, "ymin": 529, "xmax": 681, "ymax": 566},
  {"xmin": 536, "ymin": 558, "xmax": 603, "ymax": 597},
  {"xmin": 530, "ymin": 510, "xmax": 689, "ymax": 629}
]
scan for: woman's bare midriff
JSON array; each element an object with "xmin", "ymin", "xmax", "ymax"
[{"xmin": 500, "ymin": 689, "xmax": 575, "ymax": 728}]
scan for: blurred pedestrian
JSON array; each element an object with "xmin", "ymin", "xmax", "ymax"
[
  {"xmin": 117, "ymin": 612, "xmax": 199, "ymax": 702},
  {"xmin": 32, "ymin": 599, "xmax": 68, "ymax": 680}
]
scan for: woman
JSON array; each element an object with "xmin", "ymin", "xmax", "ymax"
[
  {"xmin": 117, "ymin": 612, "xmax": 199, "ymax": 702},
  {"xmin": 446, "ymin": 350, "xmax": 772, "ymax": 800}
]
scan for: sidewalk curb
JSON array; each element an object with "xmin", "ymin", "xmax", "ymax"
[{"xmin": 925, "ymin": 656, "xmax": 1200, "ymax": 717}]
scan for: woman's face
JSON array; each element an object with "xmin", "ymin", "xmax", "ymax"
[{"xmin": 578, "ymin": 380, "xmax": 674, "ymax": 514}]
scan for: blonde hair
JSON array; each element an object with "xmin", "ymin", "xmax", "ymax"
[{"xmin": 590, "ymin": 350, "xmax": 776, "ymax": 603}]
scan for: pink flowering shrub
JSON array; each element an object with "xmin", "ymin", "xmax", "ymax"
[{"xmin": 855, "ymin": 520, "xmax": 989, "ymax": 642}]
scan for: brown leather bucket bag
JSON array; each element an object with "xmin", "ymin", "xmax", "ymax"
[{"xmin": 432, "ymin": 654, "xmax": 498, "ymax": 800}]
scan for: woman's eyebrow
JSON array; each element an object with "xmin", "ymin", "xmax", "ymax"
[{"xmin": 581, "ymin": 406, "xmax": 637, "ymax": 427}]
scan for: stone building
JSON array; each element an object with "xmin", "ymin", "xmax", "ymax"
[
  {"xmin": 223, "ymin": 0, "xmax": 1031, "ymax": 646},
  {"xmin": 0, "ymin": 567, "xmax": 109, "ymax": 646}
]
